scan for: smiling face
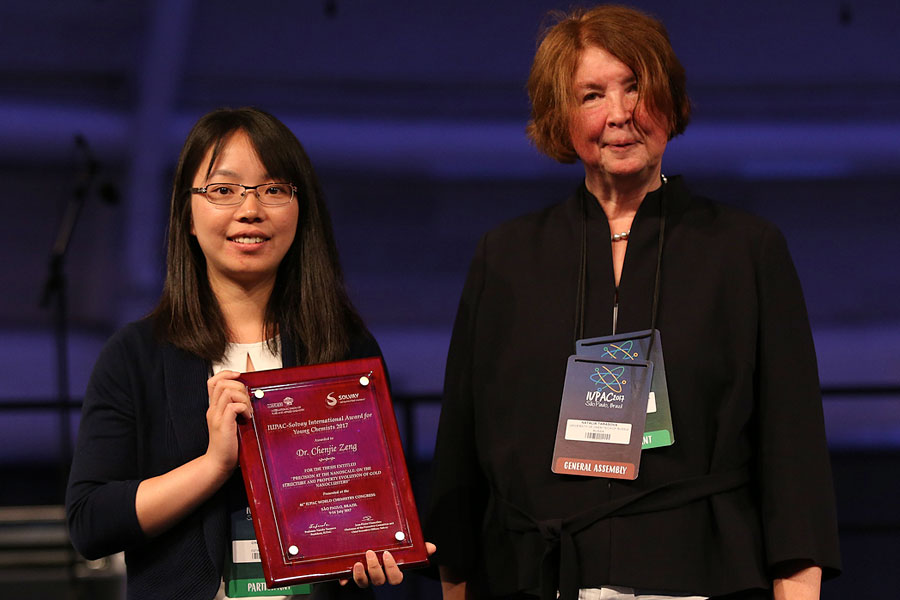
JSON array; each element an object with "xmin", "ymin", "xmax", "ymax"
[
  {"xmin": 190, "ymin": 129, "xmax": 299, "ymax": 294},
  {"xmin": 568, "ymin": 45, "xmax": 669, "ymax": 190}
]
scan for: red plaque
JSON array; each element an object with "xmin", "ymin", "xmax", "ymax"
[{"xmin": 237, "ymin": 357, "xmax": 429, "ymax": 587}]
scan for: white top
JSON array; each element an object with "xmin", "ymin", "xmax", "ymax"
[
  {"xmin": 579, "ymin": 587, "xmax": 707, "ymax": 599},
  {"xmin": 212, "ymin": 337, "xmax": 282, "ymax": 375},
  {"xmin": 212, "ymin": 338, "xmax": 299, "ymax": 600}
]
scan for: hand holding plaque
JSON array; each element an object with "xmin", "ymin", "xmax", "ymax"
[{"xmin": 237, "ymin": 357, "xmax": 429, "ymax": 587}]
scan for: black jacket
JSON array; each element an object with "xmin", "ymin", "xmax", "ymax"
[{"xmin": 426, "ymin": 176, "xmax": 840, "ymax": 599}]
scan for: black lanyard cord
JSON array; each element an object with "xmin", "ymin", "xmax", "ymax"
[
  {"xmin": 575, "ymin": 202, "xmax": 588, "ymax": 343},
  {"xmin": 650, "ymin": 175, "xmax": 667, "ymax": 330},
  {"xmin": 574, "ymin": 175, "xmax": 667, "ymax": 346}
]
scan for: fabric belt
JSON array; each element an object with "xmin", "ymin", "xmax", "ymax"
[{"xmin": 495, "ymin": 467, "xmax": 751, "ymax": 600}]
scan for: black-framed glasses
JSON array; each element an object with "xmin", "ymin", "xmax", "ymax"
[{"xmin": 190, "ymin": 182, "xmax": 297, "ymax": 206}]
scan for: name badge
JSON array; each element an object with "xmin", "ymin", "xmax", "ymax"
[
  {"xmin": 576, "ymin": 329, "xmax": 674, "ymax": 449},
  {"xmin": 224, "ymin": 506, "xmax": 312, "ymax": 597},
  {"xmin": 551, "ymin": 356, "xmax": 653, "ymax": 480}
]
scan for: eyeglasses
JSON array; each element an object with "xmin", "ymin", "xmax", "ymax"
[{"xmin": 190, "ymin": 182, "xmax": 297, "ymax": 206}]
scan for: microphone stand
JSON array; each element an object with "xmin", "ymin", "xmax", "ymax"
[{"xmin": 39, "ymin": 135, "xmax": 98, "ymax": 600}]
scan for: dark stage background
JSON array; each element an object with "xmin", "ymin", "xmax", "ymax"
[{"xmin": 1, "ymin": 1, "xmax": 898, "ymax": 598}]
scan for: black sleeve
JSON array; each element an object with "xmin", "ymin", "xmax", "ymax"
[
  {"xmin": 754, "ymin": 224, "xmax": 841, "ymax": 578},
  {"xmin": 424, "ymin": 235, "xmax": 490, "ymax": 579},
  {"xmin": 65, "ymin": 330, "xmax": 148, "ymax": 559},
  {"xmin": 348, "ymin": 328, "xmax": 382, "ymax": 361}
]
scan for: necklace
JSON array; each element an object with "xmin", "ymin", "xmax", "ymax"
[
  {"xmin": 574, "ymin": 174, "xmax": 668, "ymax": 342},
  {"xmin": 607, "ymin": 174, "xmax": 667, "ymax": 243}
]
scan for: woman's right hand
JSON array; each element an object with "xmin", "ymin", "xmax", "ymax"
[
  {"xmin": 135, "ymin": 370, "xmax": 253, "ymax": 537},
  {"xmin": 204, "ymin": 369, "xmax": 252, "ymax": 475}
]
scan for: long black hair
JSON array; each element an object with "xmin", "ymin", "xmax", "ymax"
[{"xmin": 150, "ymin": 107, "xmax": 366, "ymax": 364}]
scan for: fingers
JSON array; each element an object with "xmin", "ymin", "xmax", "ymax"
[
  {"xmin": 204, "ymin": 371, "xmax": 252, "ymax": 473},
  {"xmin": 206, "ymin": 369, "xmax": 241, "ymax": 402},
  {"xmin": 382, "ymin": 550, "xmax": 403, "ymax": 584},
  {"xmin": 352, "ymin": 558, "xmax": 370, "ymax": 587},
  {"xmin": 208, "ymin": 374, "xmax": 252, "ymax": 421},
  {"xmin": 348, "ymin": 549, "xmax": 404, "ymax": 587},
  {"xmin": 363, "ymin": 550, "xmax": 385, "ymax": 586}
]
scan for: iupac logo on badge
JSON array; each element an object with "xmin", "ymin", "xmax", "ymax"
[
  {"xmin": 590, "ymin": 365, "xmax": 627, "ymax": 393},
  {"xmin": 586, "ymin": 365, "xmax": 627, "ymax": 406},
  {"xmin": 601, "ymin": 340, "xmax": 638, "ymax": 360},
  {"xmin": 325, "ymin": 392, "xmax": 338, "ymax": 408}
]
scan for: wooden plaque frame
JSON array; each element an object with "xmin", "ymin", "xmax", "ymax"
[{"xmin": 237, "ymin": 357, "xmax": 428, "ymax": 587}]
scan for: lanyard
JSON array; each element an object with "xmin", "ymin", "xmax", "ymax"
[{"xmin": 574, "ymin": 175, "xmax": 668, "ymax": 345}]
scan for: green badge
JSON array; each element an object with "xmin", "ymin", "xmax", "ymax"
[
  {"xmin": 577, "ymin": 329, "xmax": 675, "ymax": 449},
  {"xmin": 224, "ymin": 507, "xmax": 311, "ymax": 597}
]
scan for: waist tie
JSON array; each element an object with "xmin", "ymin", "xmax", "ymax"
[{"xmin": 496, "ymin": 466, "xmax": 751, "ymax": 600}]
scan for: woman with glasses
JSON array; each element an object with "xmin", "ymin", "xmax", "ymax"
[{"xmin": 66, "ymin": 107, "xmax": 423, "ymax": 599}]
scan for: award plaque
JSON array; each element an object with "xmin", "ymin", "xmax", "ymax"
[{"xmin": 237, "ymin": 357, "xmax": 429, "ymax": 587}]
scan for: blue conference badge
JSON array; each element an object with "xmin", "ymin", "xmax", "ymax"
[{"xmin": 551, "ymin": 356, "xmax": 653, "ymax": 480}]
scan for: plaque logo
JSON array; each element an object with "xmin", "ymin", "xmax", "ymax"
[{"xmin": 325, "ymin": 391, "xmax": 363, "ymax": 408}]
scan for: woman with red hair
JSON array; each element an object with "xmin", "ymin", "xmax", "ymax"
[{"xmin": 427, "ymin": 6, "xmax": 840, "ymax": 600}]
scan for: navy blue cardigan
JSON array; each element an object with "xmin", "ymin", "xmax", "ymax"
[{"xmin": 66, "ymin": 318, "xmax": 380, "ymax": 599}]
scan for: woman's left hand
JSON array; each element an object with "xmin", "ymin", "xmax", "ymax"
[{"xmin": 339, "ymin": 542, "xmax": 437, "ymax": 587}]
